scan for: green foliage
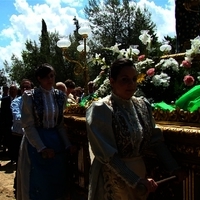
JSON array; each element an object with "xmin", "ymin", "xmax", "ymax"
[
  {"xmin": 0, "ymin": 68, "xmax": 7, "ymax": 86},
  {"xmin": 84, "ymin": 0, "xmax": 162, "ymax": 82},
  {"xmin": 5, "ymin": 20, "xmax": 79, "ymax": 86},
  {"xmin": 4, "ymin": 3, "xmax": 169, "ymax": 88},
  {"xmin": 5, "ymin": 19, "xmax": 93, "ymax": 88},
  {"xmin": 84, "ymin": 0, "xmax": 158, "ymax": 53}
]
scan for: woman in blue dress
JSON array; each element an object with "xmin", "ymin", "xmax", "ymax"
[{"xmin": 17, "ymin": 63, "xmax": 73, "ymax": 200}]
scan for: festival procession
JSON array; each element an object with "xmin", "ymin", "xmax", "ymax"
[{"xmin": 0, "ymin": 0, "xmax": 200, "ymax": 199}]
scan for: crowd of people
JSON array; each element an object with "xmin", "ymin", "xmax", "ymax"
[{"xmin": 0, "ymin": 59, "xmax": 186, "ymax": 200}]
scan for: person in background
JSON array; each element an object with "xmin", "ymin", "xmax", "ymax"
[
  {"xmin": 0, "ymin": 85, "xmax": 9, "ymax": 149},
  {"xmin": 87, "ymin": 81, "xmax": 96, "ymax": 95},
  {"xmin": 72, "ymin": 86, "xmax": 84, "ymax": 103},
  {"xmin": 80, "ymin": 81, "xmax": 97, "ymax": 107},
  {"xmin": 0, "ymin": 84, "xmax": 18, "ymax": 160},
  {"xmin": 55, "ymin": 81, "xmax": 67, "ymax": 95},
  {"xmin": 64, "ymin": 79, "xmax": 77, "ymax": 104},
  {"xmin": 11, "ymin": 79, "xmax": 34, "ymax": 197},
  {"xmin": 86, "ymin": 58, "xmax": 186, "ymax": 200},
  {"xmin": 17, "ymin": 63, "xmax": 76, "ymax": 200},
  {"xmin": 2, "ymin": 85, "xmax": 9, "ymax": 97}
]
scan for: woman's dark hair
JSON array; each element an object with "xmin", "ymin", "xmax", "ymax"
[
  {"xmin": 35, "ymin": 63, "xmax": 55, "ymax": 79},
  {"xmin": 109, "ymin": 58, "xmax": 136, "ymax": 80},
  {"xmin": 64, "ymin": 79, "xmax": 76, "ymax": 89}
]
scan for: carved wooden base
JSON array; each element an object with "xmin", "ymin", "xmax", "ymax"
[{"xmin": 64, "ymin": 113, "xmax": 200, "ymax": 200}]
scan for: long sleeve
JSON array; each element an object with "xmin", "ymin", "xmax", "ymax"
[
  {"xmin": 86, "ymin": 100, "xmax": 140, "ymax": 188},
  {"xmin": 11, "ymin": 97, "xmax": 21, "ymax": 120},
  {"xmin": 21, "ymin": 91, "xmax": 46, "ymax": 151},
  {"xmin": 11, "ymin": 96, "xmax": 24, "ymax": 135}
]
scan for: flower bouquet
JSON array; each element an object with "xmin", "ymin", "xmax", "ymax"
[
  {"xmin": 91, "ymin": 31, "xmax": 200, "ymax": 105},
  {"xmin": 66, "ymin": 31, "xmax": 200, "ymax": 120}
]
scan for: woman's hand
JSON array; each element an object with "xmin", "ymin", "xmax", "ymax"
[
  {"xmin": 137, "ymin": 178, "xmax": 158, "ymax": 195},
  {"xmin": 41, "ymin": 148, "xmax": 55, "ymax": 159}
]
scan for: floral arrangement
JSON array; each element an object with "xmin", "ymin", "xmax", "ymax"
[
  {"xmin": 65, "ymin": 31, "xmax": 200, "ymax": 113},
  {"xmin": 179, "ymin": 35, "xmax": 200, "ymax": 87},
  {"xmin": 90, "ymin": 31, "xmax": 200, "ymax": 104},
  {"xmin": 181, "ymin": 36, "xmax": 200, "ymax": 66}
]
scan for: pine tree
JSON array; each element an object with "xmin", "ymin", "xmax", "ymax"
[{"xmin": 5, "ymin": 19, "xmax": 77, "ymax": 86}]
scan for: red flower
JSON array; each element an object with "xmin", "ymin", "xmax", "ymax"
[
  {"xmin": 183, "ymin": 75, "xmax": 195, "ymax": 86},
  {"xmin": 146, "ymin": 68, "xmax": 155, "ymax": 77},
  {"xmin": 138, "ymin": 54, "xmax": 145, "ymax": 61},
  {"xmin": 181, "ymin": 60, "xmax": 191, "ymax": 68}
]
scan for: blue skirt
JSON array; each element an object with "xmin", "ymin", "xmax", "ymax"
[{"xmin": 27, "ymin": 127, "xmax": 68, "ymax": 200}]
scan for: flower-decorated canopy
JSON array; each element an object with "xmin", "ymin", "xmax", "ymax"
[
  {"xmin": 66, "ymin": 31, "xmax": 200, "ymax": 118},
  {"xmin": 90, "ymin": 33, "xmax": 200, "ymax": 104}
]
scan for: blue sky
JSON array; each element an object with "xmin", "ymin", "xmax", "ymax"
[{"xmin": 0, "ymin": 0, "xmax": 175, "ymax": 69}]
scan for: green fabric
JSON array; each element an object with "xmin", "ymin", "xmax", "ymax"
[
  {"xmin": 153, "ymin": 101, "xmax": 175, "ymax": 111},
  {"xmin": 175, "ymin": 85, "xmax": 200, "ymax": 112},
  {"xmin": 185, "ymin": 96, "xmax": 200, "ymax": 112},
  {"xmin": 80, "ymin": 93, "xmax": 97, "ymax": 107}
]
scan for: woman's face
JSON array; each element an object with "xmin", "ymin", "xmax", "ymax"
[
  {"xmin": 38, "ymin": 71, "xmax": 55, "ymax": 90},
  {"xmin": 110, "ymin": 66, "xmax": 137, "ymax": 100}
]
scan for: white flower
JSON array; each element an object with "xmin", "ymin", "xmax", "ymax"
[
  {"xmin": 109, "ymin": 43, "xmax": 121, "ymax": 54},
  {"xmin": 139, "ymin": 30, "xmax": 152, "ymax": 50},
  {"xmin": 125, "ymin": 46, "xmax": 140, "ymax": 58},
  {"xmin": 181, "ymin": 36, "xmax": 200, "ymax": 67},
  {"xmin": 160, "ymin": 42, "xmax": 172, "ymax": 52},
  {"xmin": 118, "ymin": 49, "xmax": 126, "ymax": 59},
  {"xmin": 93, "ymin": 75, "xmax": 101, "ymax": 86},
  {"xmin": 197, "ymin": 72, "xmax": 200, "ymax": 81},
  {"xmin": 91, "ymin": 53, "xmax": 105, "ymax": 66},
  {"xmin": 184, "ymin": 55, "xmax": 193, "ymax": 63},
  {"xmin": 136, "ymin": 58, "xmax": 154, "ymax": 72},
  {"xmin": 155, "ymin": 58, "xmax": 179, "ymax": 72},
  {"xmin": 94, "ymin": 77, "xmax": 111, "ymax": 97},
  {"xmin": 95, "ymin": 53, "xmax": 101, "ymax": 59},
  {"xmin": 190, "ymin": 36, "xmax": 200, "ymax": 54},
  {"xmin": 151, "ymin": 72, "xmax": 170, "ymax": 87}
]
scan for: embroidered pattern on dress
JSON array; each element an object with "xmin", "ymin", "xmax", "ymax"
[
  {"xmin": 32, "ymin": 88, "xmax": 65, "ymax": 127},
  {"xmin": 132, "ymin": 97, "xmax": 153, "ymax": 153},
  {"xmin": 32, "ymin": 88, "xmax": 43, "ymax": 127},
  {"xmin": 111, "ymin": 96, "xmax": 153, "ymax": 157},
  {"xmin": 102, "ymin": 165, "xmax": 125, "ymax": 200}
]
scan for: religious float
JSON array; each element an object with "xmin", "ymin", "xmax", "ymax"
[
  {"xmin": 62, "ymin": 52, "xmax": 200, "ymax": 200},
  {"xmin": 57, "ymin": 4, "xmax": 200, "ymax": 198}
]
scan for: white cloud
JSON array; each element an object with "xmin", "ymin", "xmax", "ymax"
[
  {"xmin": 0, "ymin": 0, "xmax": 87, "ymax": 69},
  {"xmin": 0, "ymin": 0, "xmax": 176, "ymax": 70},
  {"xmin": 137, "ymin": 0, "xmax": 175, "ymax": 41}
]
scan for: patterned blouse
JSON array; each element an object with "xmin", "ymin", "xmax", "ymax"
[{"xmin": 21, "ymin": 87, "xmax": 70, "ymax": 152}]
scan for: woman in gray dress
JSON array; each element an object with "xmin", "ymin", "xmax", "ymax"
[{"xmin": 86, "ymin": 58, "xmax": 185, "ymax": 200}]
